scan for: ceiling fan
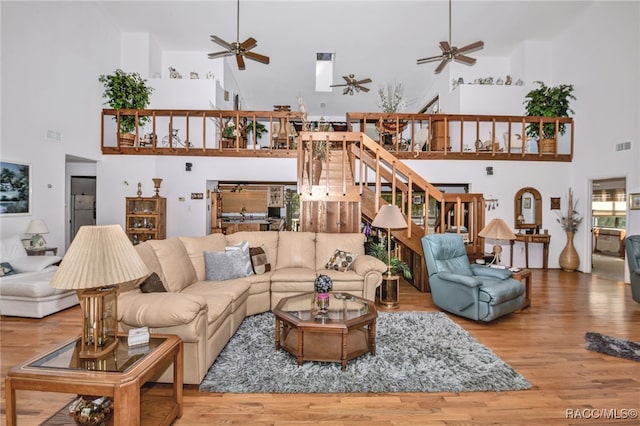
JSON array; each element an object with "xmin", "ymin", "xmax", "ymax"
[
  {"xmin": 207, "ymin": 0, "xmax": 269, "ymax": 70},
  {"xmin": 416, "ymin": 0, "xmax": 484, "ymax": 74},
  {"xmin": 330, "ymin": 74, "xmax": 372, "ymax": 96}
]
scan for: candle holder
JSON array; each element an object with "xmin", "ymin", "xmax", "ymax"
[{"xmin": 152, "ymin": 178, "xmax": 163, "ymax": 197}]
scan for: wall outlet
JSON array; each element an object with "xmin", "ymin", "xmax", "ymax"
[{"xmin": 178, "ymin": 197, "xmax": 185, "ymax": 202}]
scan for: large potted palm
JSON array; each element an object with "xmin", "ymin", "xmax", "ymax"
[
  {"xmin": 99, "ymin": 69, "xmax": 154, "ymax": 146},
  {"xmin": 523, "ymin": 81, "xmax": 575, "ymax": 154}
]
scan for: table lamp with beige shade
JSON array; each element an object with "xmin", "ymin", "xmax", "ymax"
[
  {"xmin": 478, "ymin": 218, "xmax": 517, "ymax": 266},
  {"xmin": 50, "ymin": 225, "xmax": 149, "ymax": 359},
  {"xmin": 371, "ymin": 204, "xmax": 408, "ymax": 276}
]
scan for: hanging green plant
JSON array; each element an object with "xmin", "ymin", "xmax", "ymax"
[{"xmin": 99, "ymin": 69, "xmax": 154, "ymax": 134}]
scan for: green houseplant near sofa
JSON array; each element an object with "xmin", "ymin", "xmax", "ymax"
[
  {"xmin": 523, "ymin": 81, "xmax": 575, "ymax": 154},
  {"xmin": 99, "ymin": 69, "xmax": 154, "ymax": 146}
]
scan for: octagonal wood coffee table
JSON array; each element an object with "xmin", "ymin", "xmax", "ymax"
[{"xmin": 273, "ymin": 292, "xmax": 377, "ymax": 370}]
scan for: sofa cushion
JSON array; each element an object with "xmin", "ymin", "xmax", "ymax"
[
  {"xmin": 325, "ymin": 249, "xmax": 358, "ymax": 272},
  {"xmin": 128, "ymin": 242, "xmax": 165, "ymax": 293},
  {"xmin": 249, "ymin": 245, "xmax": 271, "ymax": 274},
  {"xmin": 139, "ymin": 272, "xmax": 166, "ymax": 293},
  {"xmin": 315, "ymin": 233, "xmax": 365, "ymax": 270},
  {"xmin": 225, "ymin": 241, "xmax": 254, "ymax": 277},
  {"xmin": 226, "ymin": 231, "xmax": 279, "ymax": 269},
  {"xmin": 0, "ymin": 262, "xmax": 16, "ymax": 277},
  {"xmin": 146, "ymin": 238, "xmax": 198, "ymax": 293},
  {"xmin": 271, "ymin": 267, "xmax": 317, "ymax": 283},
  {"xmin": 180, "ymin": 234, "xmax": 227, "ymax": 281},
  {"xmin": 204, "ymin": 250, "xmax": 253, "ymax": 281},
  {"xmin": 10, "ymin": 256, "xmax": 61, "ymax": 273},
  {"xmin": 1, "ymin": 235, "xmax": 27, "ymax": 262},
  {"xmin": 276, "ymin": 231, "xmax": 316, "ymax": 269}
]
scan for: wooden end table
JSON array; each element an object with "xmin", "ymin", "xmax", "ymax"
[
  {"xmin": 5, "ymin": 334, "xmax": 183, "ymax": 426},
  {"xmin": 26, "ymin": 246, "xmax": 58, "ymax": 256},
  {"xmin": 511, "ymin": 269, "xmax": 532, "ymax": 310},
  {"xmin": 273, "ymin": 292, "xmax": 377, "ymax": 370}
]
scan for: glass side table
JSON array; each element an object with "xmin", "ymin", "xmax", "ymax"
[{"xmin": 5, "ymin": 334, "xmax": 183, "ymax": 426}]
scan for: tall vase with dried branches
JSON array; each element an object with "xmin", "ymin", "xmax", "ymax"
[{"xmin": 557, "ymin": 188, "xmax": 582, "ymax": 272}]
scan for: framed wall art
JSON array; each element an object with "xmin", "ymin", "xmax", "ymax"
[
  {"xmin": 550, "ymin": 197, "xmax": 561, "ymax": 210},
  {"xmin": 0, "ymin": 161, "xmax": 31, "ymax": 215},
  {"xmin": 630, "ymin": 193, "xmax": 640, "ymax": 210},
  {"xmin": 523, "ymin": 196, "xmax": 531, "ymax": 209}
]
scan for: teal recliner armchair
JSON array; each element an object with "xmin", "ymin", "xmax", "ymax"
[
  {"xmin": 624, "ymin": 235, "xmax": 640, "ymax": 303},
  {"xmin": 421, "ymin": 234, "xmax": 525, "ymax": 322}
]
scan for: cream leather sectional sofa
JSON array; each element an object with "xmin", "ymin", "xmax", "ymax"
[{"xmin": 118, "ymin": 231, "xmax": 387, "ymax": 384}]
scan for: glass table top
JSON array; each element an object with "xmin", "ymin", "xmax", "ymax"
[
  {"xmin": 277, "ymin": 292, "xmax": 372, "ymax": 323},
  {"xmin": 28, "ymin": 335, "xmax": 165, "ymax": 373}
]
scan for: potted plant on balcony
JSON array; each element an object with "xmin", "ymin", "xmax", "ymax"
[
  {"xmin": 99, "ymin": 69, "xmax": 154, "ymax": 147},
  {"xmin": 523, "ymin": 81, "xmax": 575, "ymax": 154},
  {"xmin": 246, "ymin": 120, "xmax": 267, "ymax": 145}
]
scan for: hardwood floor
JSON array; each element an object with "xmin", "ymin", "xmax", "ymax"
[{"xmin": 2, "ymin": 269, "xmax": 639, "ymax": 425}]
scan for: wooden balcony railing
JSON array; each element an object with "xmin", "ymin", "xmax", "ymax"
[
  {"xmin": 346, "ymin": 112, "xmax": 574, "ymax": 161},
  {"xmin": 101, "ymin": 109, "xmax": 574, "ymax": 162},
  {"xmin": 101, "ymin": 109, "xmax": 304, "ymax": 156}
]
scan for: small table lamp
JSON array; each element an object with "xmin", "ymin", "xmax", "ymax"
[
  {"xmin": 478, "ymin": 218, "xmax": 517, "ymax": 265},
  {"xmin": 25, "ymin": 219, "xmax": 49, "ymax": 249},
  {"xmin": 50, "ymin": 225, "xmax": 149, "ymax": 359},
  {"xmin": 371, "ymin": 205, "xmax": 408, "ymax": 276}
]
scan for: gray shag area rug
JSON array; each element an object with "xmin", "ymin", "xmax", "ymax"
[
  {"xmin": 199, "ymin": 311, "xmax": 531, "ymax": 393},
  {"xmin": 585, "ymin": 332, "xmax": 640, "ymax": 362}
]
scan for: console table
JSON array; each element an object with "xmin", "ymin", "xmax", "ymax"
[{"xmin": 510, "ymin": 234, "xmax": 550, "ymax": 270}]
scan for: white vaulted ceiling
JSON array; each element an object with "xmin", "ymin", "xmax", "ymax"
[{"xmin": 99, "ymin": 1, "xmax": 593, "ymax": 116}]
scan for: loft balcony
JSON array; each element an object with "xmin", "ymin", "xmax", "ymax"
[{"xmin": 101, "ymin": 109, "xmax": 574, "ymax": 162}]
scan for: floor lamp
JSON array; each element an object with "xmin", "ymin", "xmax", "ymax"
[{"xmin": 478, "ymin": 218, "xmax": 517, "ymax": 266}]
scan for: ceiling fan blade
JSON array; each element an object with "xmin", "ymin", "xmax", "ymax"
[
  {"xmin": 457, "ymin": 40, "xmax": 484, "ymax": 54},
  {"xmin": 343, "ymin": 87, "xmax": 350, "ymax": 95},
  {"xmin": 330, "ymin": 83, "xmax": 348, "ymax": 88},
  {"xmin": 455, "ymin": 54, "xmax": 477, "ymax": 65},
  {"xmin": 439, "ymin": 40, "xmax": 451, "ymax": 53},
  {"xmin": 244, "ymin": 51, "xmax": 270, "ymax": 64},
  {"xmin": 240, "ymin": 37, "xmax": 257, "ymax": 51},
  {"xmin": 210, "ymin": 35, "xmax": 232, "ymax": 50},
  {"xmin": 355, "ymin": 78, "xmax": 372, "ymax": 85},
  {"xmin": 342, "ymin": 75, "xmax": 352, "ymax": 83},
  {"xmin": 417, "ymin": 54, "xmax": 443, "ymax": 64},
  {"xmin": 356, "ymin": 85, "xmax": 370, "ymax": 93},
  {"xmin": 236, "ymin": 54, "xmax": 246, "ymax": 70},
  {"xmin": 208, "ymin": 50, "xmax": 232, "ymax": 59},
  {"xmin": 434, "ymin": 58, "xmax": 450, "ymax": 74}
]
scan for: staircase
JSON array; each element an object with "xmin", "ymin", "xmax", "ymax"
[{"xmin": 296, "ymin": 131, "xmax": 485, "ymax": 291}]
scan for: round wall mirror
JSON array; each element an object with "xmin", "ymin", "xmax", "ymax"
[{"xmin": 514, "ymin": 187, "xmax": 542, "ymax": 230}]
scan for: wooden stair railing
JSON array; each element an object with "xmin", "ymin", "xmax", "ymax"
[{"xmin": 295, "ymin": 131, "xmax": 487, "ymax": 291}]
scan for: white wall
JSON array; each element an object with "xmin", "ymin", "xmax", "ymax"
[
  {"xmin": 551, "ymin": 2, "xmax": 639, "ymax": 271},
  {"xmin": 2, "ymin": 1, "xmax": 639, "ymax": 276},
  {"xmin": 0, "ymin": 2, "xmax": 119, "ymax": 249}
]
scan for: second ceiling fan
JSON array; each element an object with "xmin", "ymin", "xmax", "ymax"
[
  {"xmin": 417, "ymin": 0, "xmax": 484, "ymax": 74},
  {"xmin": 208, "ymin": 0, "xmax": 269, "ymax": 70},
  {"xmin": 330, "ymin": 74, "xmax": 372, "ymax": 96}
]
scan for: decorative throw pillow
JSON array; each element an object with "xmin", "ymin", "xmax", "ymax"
[
  {"xmin": 224, "ymin": 241, "xmax": 254, "ymax": 277},
  {"xmin": 139, "ymin": 272, "xmax": 166, "ymax": 293},
  {"xmin": 325, "ymin": 249, "xmax": 358, "ymax": 272},
  {"xmin": 249, "ymin": 245, "xmax": 271, "ymax": 274},
  {"xmin": 204, "ymin": 250, "xmax": 253, "ymax": 281},
  {"xmin": 0, "ymin": 262, "xmax": 16, "ymax": 277}
]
